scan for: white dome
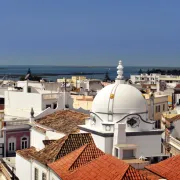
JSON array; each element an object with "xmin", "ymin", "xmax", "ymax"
[{"xmin": 92, "ymin": 83, "xmax": 147, "ymax": 114}]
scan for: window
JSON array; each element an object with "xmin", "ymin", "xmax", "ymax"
[
  {"xmin": 46, "ymin": 104, "xmax": 51, "ymax": 109},
  {"xmin": 34, "ymin": 168, "xmax": 38, "ymax": 180},
  {"xmin": 156, "ymin": 105, "xmax": 161, "ymax": 113},
  {"xmin": 53, "ymin": 103, "xmax": 57, "ymax": 109},
  {"xmin": 9, "ymin": 142, "xmax": 15, "ymax": 151},
  {"xmin": 155, "ymin": 120, "xmax": 161, "ymax": 129},
  {"xmin": 8, "ymin": 137, "xmax": 16, "ymax": 152},
  {"xmin": 42, "ymin": 173, "xmax": 46, "ymax": 180},
  {"xmin": 21, "ymin": 137, "xmax": 28, "ymax": 149},
  {"xmin": 163, "ymin": 104, "xmax": 165, "ymax": 111},
  {"xmin": 115, "ymin": 148, "xmax": 118, "ymax": 158}
]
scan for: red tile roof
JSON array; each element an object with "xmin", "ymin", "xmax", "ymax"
[
  {"xmin": 17, "ymin": 133, "xmax": 94, "ymax": 165},
  {"xmin": 145, "ymin": 155, "xmax": 180, "ymax": 180},
  {"xmin": 48, "ymin": 143, "xmax": 104, "ymax": 179},
  {"xmin": 33, "ymin": 126, "xmax": 46, "ymax": 134},
  {"xmin": 16, "ymin": 147, "xmax": 37, "ymax": 160},
  {"xmin": 49, "ymin": 149, "xmax": 147, "ymax": 180},
  {"xmin": 165, "ymin": 114, "xmax": 180, "ymax": 122},
  {"xmin": 35, "ymin": 110, "xmax": 89, "ymax": 134},
  {"xmin": 65, "ymin": 155, "xmax": 147, "ymax": 180},
  {"xmin": 139, "ymin": 170, "xmax": 163, "ymax": 180}
]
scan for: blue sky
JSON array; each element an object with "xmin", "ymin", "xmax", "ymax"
[{"xmin": 0, "ymin": 1, "xmax": 180, "ymax": 66}]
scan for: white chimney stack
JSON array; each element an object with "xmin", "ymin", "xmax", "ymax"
[{"xmin": 113, "ymin": 123, "xmax": 126, "ymax": 146}]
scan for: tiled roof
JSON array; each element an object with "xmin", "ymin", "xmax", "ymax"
[
  {"xmin": 64, "ymin": 154, "xmax": 147, "ymax": 180},
  {"xmin": 16, "ymin": 147, "xmax": 37, "ymax": 160},
  {"xmin": 18, "ymin": 133, "xmax": 94, "ymax": 165},
  {"xmin": 165, "ymin": 114, "xmax": 180, "ymax": 122},
  {"xmin": 36, "ymin": 110, "xmax": 89, "ymax": 134},
  {"xmin": 43, "ymin": 140, "xmax": 56, "ymax": 146},
  {"xmin": 139, "ymin": 170, "xmax": 163, "ymax": 180},
  {"xmin": 48, "ymin": 145, "xmax": 147, "ymax": 180},
  {"xmin": 32, "ymin": 126, "xmax": 46, "ymax": 134},
  {"xmin": 145, "ymin": 155, "xmax": 180, "ymax": 180},
  {"xmin": 48, "ymin": 143, "xmax": 105, "ymax": 179}
]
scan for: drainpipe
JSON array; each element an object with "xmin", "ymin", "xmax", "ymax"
[
  {"xmin": 30, "ymin": 159, "xmax": 33, "ymax": 180},
  {"xmin": 3, "ymin": 125, "xmax": 6, "ymax": 157}
]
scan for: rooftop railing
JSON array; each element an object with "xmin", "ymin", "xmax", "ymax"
[{"xmin": 42, "ymin": 93, "xmax": 60, "ymax": 100}]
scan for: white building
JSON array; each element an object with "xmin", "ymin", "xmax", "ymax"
[
  {"xmin": 131, "ymin": 73, "xmax": 180, "ymax": 88},
  {"xmin": 130, "ymin": 73, "xmax": 160, "ymax": 85},
  {"xmin": 4, "ymin": 80, "xmax": 73, "ymax": 120},
  {"xmin": 79, "ymin": 61, "xmax": 163, "ymax": 159}
]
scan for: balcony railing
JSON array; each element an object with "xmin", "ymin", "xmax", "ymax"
[{"xmin": 42, "ymin": 93, "xmax": 60, "ymax": 100}]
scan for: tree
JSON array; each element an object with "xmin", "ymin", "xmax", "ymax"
[
  {"xmin": 103, "ymin": 71, "xmax": 111, "ymax": 82},
  {"xmin": 138, "ymin": 69, "xmax": 143, "ymax": 75},
  {"xmin": 19, "ymin": 68, "xmax": 42, "ymax": 82}
]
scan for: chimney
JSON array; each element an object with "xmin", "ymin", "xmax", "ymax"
[
  {"xmin": 23, "ymin": 80, "xmax": 28, "ymax": 93},
  {"xmin": 113, "ymin": 123, "xmax": 126, "ymax": 146},
  {"xmin": 157, "ymin": 80, "xmax": 160, "ymax": 93}
]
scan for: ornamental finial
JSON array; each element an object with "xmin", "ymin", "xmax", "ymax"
[{"xmin": 116, "ymin": 60, "xmax": 123, "ymax": 80}]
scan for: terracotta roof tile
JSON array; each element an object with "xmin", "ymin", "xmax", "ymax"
[
  {"xmin": 43, "ymin": 140, "xmax": 56, "ymax": 146},
  {"xmin": 145, "ymin": 155, "xmax": 180, "ymax": 180},
  {"xmin": 36, "ymin": 110, "xmax": 89, "ymax": 134},
  {"xmin": 48, "ymin": 143, "xmax": 104, "ymax": 179},
  {"xmin": 33, "ymin": 126, "xmax": 46, "ymax": 134},
  {"xmin": 139, "ymin": 170, "xmax": 163, "ymax": 180},
  {"xmin": 16, "ymin": 147, "xmax": 37, "ymax": 160},
  {"xmin": 54, "ymin": 154, "xmax": 147, "ymax": 180},
  {"xmin": 166, "ymin": 114, "xmax": 180, "ymax": 122},
  {"xmin": 19, "ymin": 133, "xmax": 94, "ymax": 165}
]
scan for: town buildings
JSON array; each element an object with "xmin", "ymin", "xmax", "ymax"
[
  {"xmin": 0, "ymin": 60, "xmax": 178, "ymax": 179},
  {"xmin": 131, "ymin": 73, "xmax": 180, "ymax": 87},
  {"xmin": 4, "ymin": 80, "xmax": 73, "ymax": 119}
]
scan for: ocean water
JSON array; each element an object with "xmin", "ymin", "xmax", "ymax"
[{"xmin": 0, "ymin": 65, "xmax": 179, "ymax": 81}]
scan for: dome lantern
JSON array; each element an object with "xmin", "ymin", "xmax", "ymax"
[{"xmin": 116, "ymin": 60, "xmax": 124, "ymax": 84}]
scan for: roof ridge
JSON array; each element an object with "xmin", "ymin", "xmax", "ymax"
[
  {"xmin": 68, "ymin": 143, "xmax": 104, "ymax": 171},
  {"xmin": 144, "ymin": 168, "xmax": 165, "ymax": 179},
  {"xmin": 54, "ymin": 134, "xmax": 69, "ymax": 161},
  {"xmin": 56, "ymin": 133, "xmax": 94, "ymax": 159},
  {"xmin": 121, "ymin": 165, "xmax": 147, "ymax": 180}
]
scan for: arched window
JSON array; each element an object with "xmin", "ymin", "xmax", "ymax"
[
  {"xmin": 8, "ymin": 137, "xmax": 16, "ymax": 152},
  {"xmin": 21, "ymin": 137, "xmax": 28, "ymax": 149}
]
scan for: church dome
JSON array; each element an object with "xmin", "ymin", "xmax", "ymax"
[{"xmin": 92, "ymin": 83, "xmax": 147, "ymax": 114}]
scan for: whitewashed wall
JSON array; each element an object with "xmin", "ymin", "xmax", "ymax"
[
  {"xmin": 49, "ymin": 170, "xmax": 61, "ymax": 180},
  {"xmin": 30, "ymin": 129, "xmax": 46, "ymax": 150},
  {"xmin": 16, "ymin": 154, "xmax": 31, "ymax": 180},
  {"xmin": 126, "ymin": 134, "xmax": 161, "ymax": 157},
  {"xmin": 5, "ymin": 91, "xmax": 42, "ymax": 118},
  {"xmin": 171, "ymin": 120, "xmax": 180, "ymax": 139},
  {"xmin": 32, "ymin": 161, "xmax": 49, "ymax": 180}
]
